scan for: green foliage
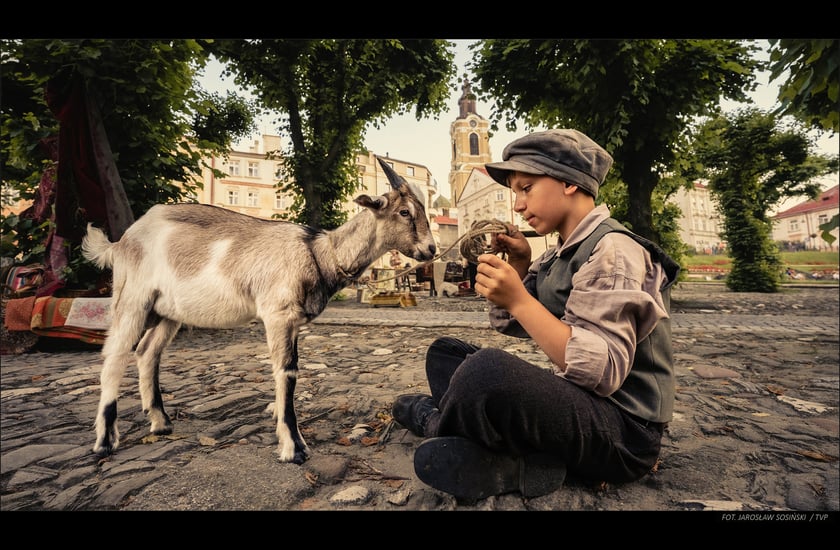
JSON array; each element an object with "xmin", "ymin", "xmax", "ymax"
[
  {"xmin": 191, "ymin": 89, "xmax": 261, "ymax": 152},
  {"xmin": 1, "ymin": 214, "xmax": 46, "ymax": 264},
  {"xmin": 470, "ymin": 39, "xmax": 761, "ymax": 245},
  {"xmin": 1, "ymin": 39, "xmax": 258, "ymax": 287},
  {"xmin": 780, "ymin": 250, "xmax": 839, "ymax": 268},
  {"xmin": 768, "ymin": 39, "xmax": 840, "ymax": 133},
  {"xmin": 203, "ymin": 39, "xmax": 456, "ymax": 229},
  {"xmin": 597, "ymin": 178, "xmax": 689, "ymax": 275},
  {"xmin": 819, "ymin": 213, "xmax": 839, "ymax": 246},
  {"xmin": 691, "ymin": 108, "xmax": 838, "ymax": 292},
  {"xmin": 683, "ymin": 250, "xmax": 838, "ymax": 269}
]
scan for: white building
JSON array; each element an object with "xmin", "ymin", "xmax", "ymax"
[
  {"xmin": 772, "ymin": 184, "xmax": 839, "ymax": 251},
  {"xmin": 669, "ymin": 182, "xmax": 726, "ymax": 254}
]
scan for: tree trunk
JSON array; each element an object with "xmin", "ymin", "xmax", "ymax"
[{"xmin": 622, "ymin": 162, "xmax": 659, "ymax": 244}]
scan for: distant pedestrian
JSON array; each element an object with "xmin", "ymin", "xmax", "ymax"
[{"xmin": 389, "ymin": 249, "xmax": 402, "ymax": 270}]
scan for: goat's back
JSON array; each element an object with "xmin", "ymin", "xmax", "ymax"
[
  {"xmin": 120, "ymin": 202, "xmax": 312, "ymax": 261},
  {"xmin": 105, "ymin": 203, "xmax": 331, "ymax": 327}
]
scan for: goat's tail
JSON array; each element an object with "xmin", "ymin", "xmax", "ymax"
[{"xmin": 81, "ymin": 223, "xmax": 116, "ymax": 269}]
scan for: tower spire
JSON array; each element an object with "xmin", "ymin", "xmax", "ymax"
[{"xmin": 458, "ymin": 75, "xmax": 478, "ymax": 118}]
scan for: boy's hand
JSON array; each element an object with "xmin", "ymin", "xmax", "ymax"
[
  {"xmin": 475, "ymin": 253, "xmax": 531, "ymax": 311},
  {"xmin": 491, "ymin": 223, "xmax": 531, "ymax": 278}
]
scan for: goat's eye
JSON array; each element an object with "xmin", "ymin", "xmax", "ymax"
[{"xmin": 399, "ymin": 209, "xmax": 410, "ymax": 218}]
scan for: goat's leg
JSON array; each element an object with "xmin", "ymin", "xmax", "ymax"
[
  {"xmin": 135, "ymin": 317, "xmax": 181, "ymax": 437},
  {"xmin": 94, "ymin": 302, "xmax": 150, "ymax": 456},
  {"xmin": 263, "ymin": 316, "xmax": 310, "ymax": 464}
]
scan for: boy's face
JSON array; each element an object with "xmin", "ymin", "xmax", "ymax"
[{"xmin": 508, "ymin": 171, "xmax": 568, "ymax": 236}]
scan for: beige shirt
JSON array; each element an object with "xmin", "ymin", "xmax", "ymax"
[{"xmin": 489, "ymin": 204, "xmax": 670, "ymax": 397}]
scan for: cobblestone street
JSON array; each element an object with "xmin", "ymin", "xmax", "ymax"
[{"xmin": 1, "ymin": 283, "xmax": 838, "ymax": 515}]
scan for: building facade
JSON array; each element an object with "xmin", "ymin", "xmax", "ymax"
[
  {"xmin": 449, "ymin": 78, "xmax": 492, "ymax": 207},
  {"xmin": 772, "ymin": 184, "xmax": 839, "ymax": 251},
  {"xmin": 191, "ymin": 135, "xmax": 286, "ymax": 218},
  {"xmin": 670, "ymin": 182, "xmax": 726, "ymax": 254}
]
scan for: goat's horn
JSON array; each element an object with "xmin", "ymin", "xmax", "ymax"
[{"xmin": 377, "ymin": 156, "xmax": 405, "ymax": 190}]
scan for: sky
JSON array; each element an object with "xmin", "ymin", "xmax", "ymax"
[{"xmin": 199, "ymin": 39, "xmax": 838, "ymax": 204}]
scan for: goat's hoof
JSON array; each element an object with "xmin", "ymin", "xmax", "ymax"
[
  {"xmin": 93, "ymin": 430, "xmax": 119, "ymax": 457},
  {"xmin": 93, "ymin": 443, "xmax": 115, "ymax": 458},
  {"xmin": 275, "ymin": 448, "xmax": 310, "ymax": 465},
  {"xmin": 148, "ymin": 409, "xmax": 174, "ymax": 434}
]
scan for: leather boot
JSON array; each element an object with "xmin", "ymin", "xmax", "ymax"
[{"xmin": 391, "ymin": 394, "xmax": 437, "ymax": 437}]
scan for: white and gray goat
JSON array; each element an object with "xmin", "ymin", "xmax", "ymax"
[{"xmin": 81, "ymin": 158, "xmax": 436, "ymax": 464}]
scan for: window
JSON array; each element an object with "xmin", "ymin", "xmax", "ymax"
[
  {"xmin": 227, "ymin": 189, "xmax": 239, "ymax": 205},
  {"xmin": 276, "ymin": 194, "xmax": 290, "ymax": 210},
  {"xmin": 469, "ymin": 133, "xmax": 479, "ymax": 155},
  {"xmin": 248, "ymin": 162, "xmax": 259, "ymax": 178},
  {"xmin": 789, "ymin": 219, "xmax": 800, "ymax": 231},
  {"xmin": 818, "ymin": 214, "xmax": 829, "ymax": 225},
  {"xmin": 495, "ymin": 190, "xmax": 504, "ymax": 202},
  {"xmin": 406, "ymin": 166, "xmax": 415, "ymax": 177},
  {"xmin": 227, "ymin": 161, "xmax": 240, "ymax": 176},
  {"xmin": 247, "ymin": 191, "xmax": 259, "ymax": 207}
]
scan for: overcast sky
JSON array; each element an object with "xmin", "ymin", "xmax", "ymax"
[{"xmin": 200, "ymin": 39, "xmax": 838, "ymax": 205}]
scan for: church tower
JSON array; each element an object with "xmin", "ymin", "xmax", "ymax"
[{"xmin": 449, "ymin": 76, "xmax": 492, "ymax": 206}]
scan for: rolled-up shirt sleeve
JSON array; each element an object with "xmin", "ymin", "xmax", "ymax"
[{"xmin": 560, "ymin": 233, "xmax": 669, "ymax": 396}]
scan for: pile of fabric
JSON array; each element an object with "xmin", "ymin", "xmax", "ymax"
[{"xmin": 2, "ymin": 293, "xmax": 110, "ymax": 353}]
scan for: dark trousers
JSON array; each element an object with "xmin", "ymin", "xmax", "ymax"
[{"xmin": 424, "ymin": 336, "xmax": 664, "ymax": 484}]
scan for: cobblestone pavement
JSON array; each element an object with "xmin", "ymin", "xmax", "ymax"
[{"xmin": 1, "ymin": 283, "xmax": 838, "ymax": 517}]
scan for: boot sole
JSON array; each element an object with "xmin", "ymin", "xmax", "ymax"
[{"xmin": 414, "ymin": 436, "xmax": 566, "ymax": 500}]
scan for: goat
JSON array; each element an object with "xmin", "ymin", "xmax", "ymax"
[{"xmin": 81, "ymin": 157, "xmax": 436, "ymax": 464}]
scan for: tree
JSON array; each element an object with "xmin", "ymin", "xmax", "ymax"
[
  {"xmin": 691, "ymin": 108, "xmax": 839, "ymax": 292},
  {"xmin": 819, "ymin": 214, "xmax": 839, "ymax": 248},
  {"xmin": 768, "ymin": 39, "xmax": 839, "ymax": 134},
  {"xmin": 1, "ymin": 39, "xmax": 257, "ymax": 287},
  {"xmin": 469, "ymin": 39, "xmax": 761, "ymax": 254},
  {"xmin": 203, "ymin": 39, "xmax": 456, "ymax": 229}
]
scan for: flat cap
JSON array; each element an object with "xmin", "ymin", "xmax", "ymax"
[{"xmin": 485, "ymin": 129, "xmax": 613, "ymax": 198}]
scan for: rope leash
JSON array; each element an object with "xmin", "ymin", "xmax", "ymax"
[
  {"xmin": 459, "ymin": 219, "xmax": 511, "ymax": 263},
  {"xmin": 366, "ymin": 219, "xmax": 511, "ymax": 288}
]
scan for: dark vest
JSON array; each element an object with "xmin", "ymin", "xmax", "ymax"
[{"xmin": 536, "ymin": 218, "xmax": 680, "ymax": 422}]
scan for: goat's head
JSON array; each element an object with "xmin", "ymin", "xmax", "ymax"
[{"xmin": 353, "ymin": 157, "xmax": 437, "ymax": 262}]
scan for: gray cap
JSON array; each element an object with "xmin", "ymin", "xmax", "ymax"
[{"xmin": 485, "ymin": 129, "xmax": 613, "ymax": 198}]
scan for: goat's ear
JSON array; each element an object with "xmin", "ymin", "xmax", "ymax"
[{"xmin": 354, "ymin": 194, "xmax": 388, "ymax": 212}]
